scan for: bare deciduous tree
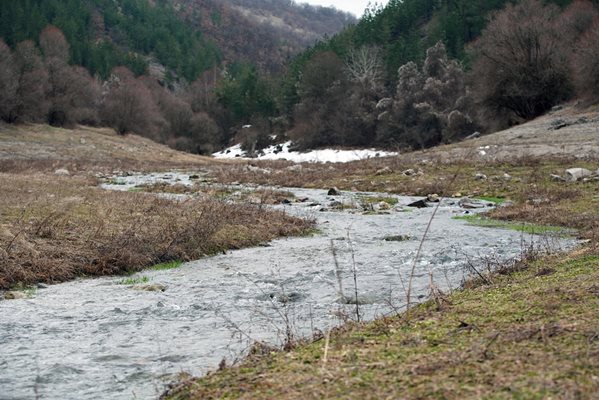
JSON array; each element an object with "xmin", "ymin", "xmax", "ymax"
[
  {"xmin": 345, "ymin": 45, "xmax": 384, "ymax": 91},
  {"xmin": 14, "ymin": 41, "xmax": 49, "ymax": 122},
  {"xmin": 101, "ymin": 67, "xmax": 163, "ymax": 137},
  {"xmin": 572, "ymin": 18, "xmax": 599, "ymax": 102},
  {"xmin": 470, "ymin": 0, "xmax": 571, "ymax": 123},
  {"xmin": 40, "ymin": 26, "xmax": 99, "ymax": 126},
  {"xmin": 0, "ymin": 40, "xmax": 18, "ymax": 122},
  {"xmin": 557, "ymin": 0, "xmax": 598, "ymax": 43},
  {"xmin": 39, "ymin": 25, "xmax": 70, "ymax": 62},
  {"xmin": 379, "ymin": 42, "xmax": 475, "ymax": 149}
]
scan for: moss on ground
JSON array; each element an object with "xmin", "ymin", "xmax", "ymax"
[{"xmin": 164, "ymin": 250, "xmax": 599, "ymax": 400}]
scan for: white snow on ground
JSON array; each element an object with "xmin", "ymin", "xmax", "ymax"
[{"xmin": 213, "ymin": 141, "xmax": 398, "ymax": 163}]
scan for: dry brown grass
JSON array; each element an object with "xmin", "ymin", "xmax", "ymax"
[
  {"xmin": 0, "ymin": 172, "xmax": 313, "ymax": 290},
  {"xmin": 0, "ymin": 122, "xmax": 222, "ymax": 174}
]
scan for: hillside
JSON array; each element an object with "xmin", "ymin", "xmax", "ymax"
[
  {"xmin": 174, "ymin": 0, "xmax": 355, "ymax": 73},
  {"xmin": 0, "ymin": 0, "xmax": 354, "ymax": 81},
  {"xmin": 0, "ymin": 123, "xmax": 215, "ymax": 173}
]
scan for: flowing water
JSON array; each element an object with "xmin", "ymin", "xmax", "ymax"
[{"xmin": 0, "ymin": 175, "xmax": 575, "ymax": 399}]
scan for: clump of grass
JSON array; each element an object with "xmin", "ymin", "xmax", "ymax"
[
  {"xmin": 150, "ymin": 260, "xmax": 183, "ymax": 271},
  {"xmin": 118, "ymin": 276, "xmax": 150, "ymax": 285},
  {"xmin": 136, "ymin": 182, "xmax": 192, "ymax": 194},
  {"xmin": 9, "ymin": 282, "xmax": 38, "ymax": 296},
  {"xmin": 358, "ymin": 195, "xmax": 398, "ymax": 206}
]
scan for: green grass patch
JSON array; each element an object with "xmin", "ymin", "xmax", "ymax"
[
  {"xmin": 358, "ymin": 195, "xmax": 398, "ymax": 206},
  {"xmin": 118, "ymin": 276, "xmax": 150, "ymax": 285},
  {"xmin": 149, "ymin": 260, "xmax": 183, "ymax": 271},
  {"xmin": 10, "ymin": 283, "xmax": 38, "ymax": 296},
  {"xmin": 475, "ymin": 196, "xmax": 506, "ymax": 205},
  {"xmin": 453, "ymin": 214, "xmax": 574, "ymax": 235}
]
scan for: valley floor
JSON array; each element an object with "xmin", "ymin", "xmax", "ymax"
[{"xmin": 1, "ymin": 107, "xmax": 599, "ymax": 398}]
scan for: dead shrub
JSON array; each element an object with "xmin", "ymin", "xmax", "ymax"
[{"xmin": 572, "ymin": 18, "xmax": 599, "ymax": 103}]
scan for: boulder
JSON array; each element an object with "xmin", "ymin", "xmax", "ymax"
[
  {"xmin": 407, "ymin": 199, "xmax": 428, "ymax": 208},
  {"xmin": 458, "ymin": 198, "xmax": 486, "ymax": 209},
  {"xmin": 4, "ymin": 291, "xmax": 27, "ymax": 300},
  {"xmin": 377, "ymin": 201, "xmax": 391, "ymax": 211},
  {"xmin": 565, "ymin": 168, "xmax": 592, "ymax": 182},
  {"xmin": 327, "ymin": 187, "xmax": 341, "ymax": 196},
  {"xmin": 329, "ymin": 200, "xmax": 343, "ymax": 209},
  {"xmin": 132, "ymin": 284, "xmax": 166, "ymax": 292},
  {"xmin": 375, "ymin": 167, "xmax": 393, "ymax": 176},
  {"xmin": 403, "ymin": 169, "xmax": 416, "ymax": 176},
  {"xmin": 54, "ymin": 168, "xmax": 70, "ymax": 176},
  {"xmin": 427, "ymin": 194, "xmax": 440, "ymax": 203}
]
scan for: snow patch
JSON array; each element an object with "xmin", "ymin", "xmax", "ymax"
[{"xmin": 213, "ymin": 141, "xmax": 397, "ymax": 163}]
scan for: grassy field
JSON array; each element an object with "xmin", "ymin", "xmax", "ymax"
[
  {"xmin": 163, "ymin": 248, "xmax": 599, "ymax": 399},
  {"xmin": 0, "ymin": 172, "xmax": 314, "ymax": 290}
]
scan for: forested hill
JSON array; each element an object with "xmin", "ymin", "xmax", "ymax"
[
  {"xmin": 306, "ymin": 0, "xmax": 579, "ymax": 80},
  {"xmin": 2, "ymin": 0, "xmax": 598, "ymax": 157},
  {"xmin": 0, "ymin": 0, "xmax": 355, "ymax": 81},
  {"xmin": 175, "ymin": 0, "xmax": 355, "ymax": 73}
]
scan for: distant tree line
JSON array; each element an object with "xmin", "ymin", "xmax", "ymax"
[{"xmin": 0, "ymin": 22, "xmax": 284, "ymax": 154}]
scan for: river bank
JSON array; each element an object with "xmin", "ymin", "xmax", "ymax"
[
  {"xmin": 0, "ymin": 172, "xmax": 314, "ymax": 291},
  {"xmin": 163, "ymin": 247, "xmax": 599, "ymax": 399},
  {"xmin": 0, "ymin": 183, "xmax": 576, "ymax": 399}
]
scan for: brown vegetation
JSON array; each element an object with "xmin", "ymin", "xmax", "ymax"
[
  {"xmin": 470, "ymin": 0, "xmax": 571, "ymax": 125},
  {"xmin": 0, "ymin": 172, "xmax": 313, "ymax": 290},
  {"xmin": 0, "ymin": 123, "xmax": 215, "ymax": 174},
  {"xmin": 101, "ymin": 67, "xmax": 163, "ymax": 137}
]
